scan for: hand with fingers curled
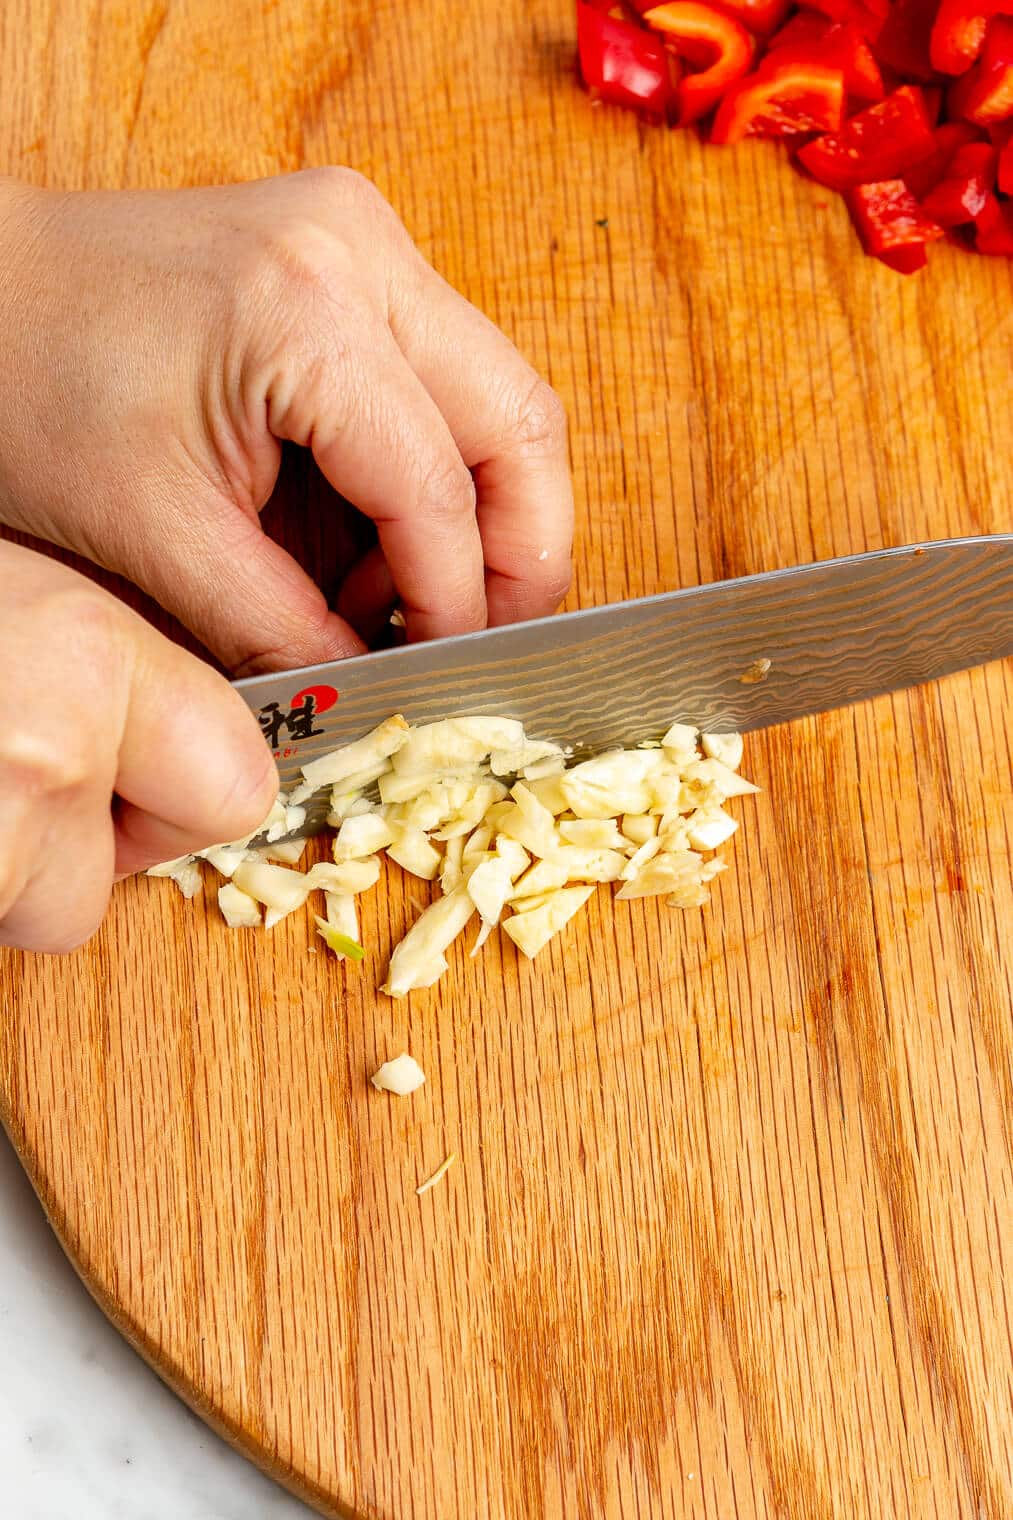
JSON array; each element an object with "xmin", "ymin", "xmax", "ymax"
[{"xmin": 0, "ymin": 168, "xmax": 574, "ymax": 953}]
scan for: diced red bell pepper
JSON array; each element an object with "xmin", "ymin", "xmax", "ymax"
[
  {"xmin": 644, "ymin": 2, "xmax": 755, "ymax": 120},
  {"xmin": 878, "ymin": 244, "xmax": 930, "ymax": 270},
  {"xmin": 631, "ymin": 0, "xmax": 790, "ymax": 27},
  {"xmin": 683, "ymin": 0, "xmax": 793, "ymax": 36},
  {"xmin": 710, "ymin": 57, "xmax": 845, "ymax": 140},
  {"xmin": 902, "ymin": 119, "xmax": 987, "ymax": 194},
  {"xmin": 874, "ymin": 0, "xmax": 942, "ymax": 81},
  {"xmin": 584, "ymin": 0, "xmax": 641, "ymax": 15},
  {"xmin": 974, "ymin": 190, "xmax": 1013, "ymax": 248},
  {"xmin": 847, "ymin": 179, "xmax": 945, "ymax": 266},
  {"xmin": 806, "ymin": 0, "xmax": 889, "ymax": 40},
  {"xmin": 921, "ymin": 86, "xmax": 945, "ymax": 122},
  {"xmin": 767, "ymin": 12, "xmax": 884, "ymax": 100},
  {"xmin": 919, "ymin": 141, "xmax": 997, "ymax": 220},
  {"xmin": 999, "ymin": 133, "xmax": 1013, "ymax": 187},
  {"xmin": 577, "ymin": 2, "xmax": 678, "ymax": 118},
  {"xmin": 930, "ymin": 0, "xmax": 1013, "ymax": 74},
  {"xmin": 947, "ymin": 17, "xmax": 1013, "ymax": 122},
  {"xmin": 796, "ymin": 86, "xmax": 937, "ymax": 188}
]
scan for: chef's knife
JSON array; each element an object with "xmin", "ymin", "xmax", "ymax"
[{"xmin": 234, "ymin": 535, "xmax": 1013, "ymax": 835}]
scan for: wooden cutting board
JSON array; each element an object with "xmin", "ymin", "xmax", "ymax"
[{"xmin": 2, "ymin": 3, "xmax": 1012, "ymax": 1517}]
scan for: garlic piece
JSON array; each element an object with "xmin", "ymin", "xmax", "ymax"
[
  {"xmin": 301, "ymin": 715, "xmax": 409, "ymax": 790},
  {"xmin": 621, "ymin": 814, "xmax": 658, "ymax": 847},
  {"xmin": 306, "ymin": 857, "xmax": 382, "ymax": 895},
  {"xmin": 316, "ymin": 893, "xmax": 361, "ymax": 960},
  {"xmin": 524, "ymin": 773, "xmax": 571, "ymax": 815},
  {"xmin": 217, "ymin": 881, "xmax": 262, "ymax": 927},
  {"xmin": 467, "ymin": 856, "xmax": 514, "ymax": 926},
  {"xmin": 558, "ymin": 818, "xmax": 627, "ymax": 850},
  {"xmin": 440, "ymin": 835, "xmax": 465, "ymax": 894},
  {"xmin": 617, "ymin": 850, "xmax": 708, "ymax": 902},
  {"xmin": 701, "ymin": 731, "xmax": 744, "ymax": 771},
  {"xmin": 391, "ymin": 717, "xmax": 524, "ymax": 778},
  {"xmin": 497, "ymin": 782, "xmax": 559, "ymax": 859},
  {"xmin": 686, "ymin": 808, "xmax": 739, "ymax": 851},
  {"xmin": 661, "ymin": 722, "xmax": 699, "ymax": 767},
  {"xmin": 382, "ymin": 886, "xmax": 477, "ymax": 997},
  {"xmin": 620, "ymin": 835, "xmax": 662, "ymax": 880},
  {"xmin": 371, "ymin": 1053, "xmax": 426, "ymax": 1096},
  {"xmin": 503, "ymin": 884, "xmax": 595, "ymax": 958},
  {"xmin": 387, "ymin": 825, "xmax": 442, "ymax": 881},
  {"xmin": 510, "ymin": 858, "xmax": 569, "ymax": 900},
  {"xmin": 333, "ymin": 813, "xmax": 394, "ymax": 860},
  {"xmin": 232, "ymin": 860, "xmax": 311, "ymax": 927},
  {"xmin": 462, "ymin": 823, "xmax": 494, "ymax": 863},
  {"xmin": 683, "ymin": 758, "xmax": 760, "ymax": 800},
  {"xmin": 489, "ymin": 739, "xmax": 565, "ymax": 776},
  {"xmin": 561, "ymin": 750, "xmax": 661, "ymax": 819},
  {"xmin": 199, "ymin": 843, "xmax": 250, "ymax": 877},
  {"xmin": 416, "ymin": 1151, "xmax": 456, "ymax": 1195},
  {"xmin": 494, "ymin": 835, "xmax": 531, "ymax": 880},
  {"xmin": 146, "ymin": 855, "xmax": 202, "ymax": 899},
  {"xmin": 261, "ymin": 837, "xmax": 308, "ymax": 865}
]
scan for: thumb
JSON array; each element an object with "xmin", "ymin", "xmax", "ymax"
[
  {"xmin": 112, "ymin": 602, "xmax": 284, "ymax": 876},
  {"xmin": 124, "ymin": 497, "xmax": 366, "ymax": 676}
]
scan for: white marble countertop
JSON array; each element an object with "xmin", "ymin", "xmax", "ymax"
[{"xmin": 0, "ymin": 1130, "xmax": 314, "ymax": 1520}]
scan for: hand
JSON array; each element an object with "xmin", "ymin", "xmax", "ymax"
[
  {"xmin": 0, "ymin": 171, "xmax": 573, "ymax": 675},
  {"xmin": 0, "ymin": 540, "xmax": 278, "ymax": 953}
]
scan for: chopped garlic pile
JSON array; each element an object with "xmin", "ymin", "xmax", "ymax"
[{"xmin": 147, "ymin": 713, "xmax": 759, "ymax": 997}]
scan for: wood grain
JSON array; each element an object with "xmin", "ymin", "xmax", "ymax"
[{"xmin": 1, "ymin": 2, "xmax": 1012, "ymax": 1517}]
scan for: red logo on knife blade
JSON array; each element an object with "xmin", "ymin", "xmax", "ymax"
[{"xmin": 257, "ymin": 684, "xmax": 339, "ymax": 756}]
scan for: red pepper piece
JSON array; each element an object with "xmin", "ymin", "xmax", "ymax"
[
  {"xmin": 921, "ymin": 86, "xmax": 945, "ymax": 123},
  {"xmin": 635, "ymin": 0, "xmax": 793, "ymax": 36},
  {"xmin": 768, "ymin": 13, "xmax": 884, "ymax": 101},
  {"xmin": 710, "ymin": 57, "xmax": 845, "ymax": 140},
  {"xmin": 874, "ymin": 0, "xmax": 942, "ymax": 81},
  {"xmin": 930, "ymin": 0, "xmax": 1013, "ymax": 75},
  {"xmin": 974, "ymin": 190, "xmax": 1013, "ymax": 248},
  {"xmin": 919, "ymin": 141, "xmax": 998, "ymax": 221},
  {"xmin": 847, "ymin": 179, "xmax": 945, "ymax": 266},
  {"xmin": 878, "ymin": 244, "xmax": 930, "ymax": 270},
  {"xmin": 577, "ymin": 2, "xmax": 678, "ymax": 118},
  {"xmin": 717, "ymin": 0, "xmax": 793, "ymax": 32},
  {"xmin": 903, "ymin": 119, "xmax": 986, "ymax": 194},
  {"xmin": 947, "ymin": 17, "xmax": 1013, "ymax": 123},
  {"xmin": 796, "ymin": 86, "xmax": 937, "ymax": 188},
  {"xmin": 807, "ymin": 0, "xmax": 889, "ymax": 39},
  {"xmin": 645, "ymin": 2, "xmax": 755, "ymax": 120},
  {"xmin": 999, "ymin": 133, "xmax": 1013, "ymax": 188}
]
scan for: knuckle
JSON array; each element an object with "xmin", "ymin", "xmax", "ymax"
[
  {"xmin": 299, "ymin": 166, "xmax": 410, "ymax": 260},
  {"xmin": 48, "ymin": 584, "xmax": 126, "ymax": 652},
  {"xmin": 6, "ymin": 734, "xmax": 93, "ymax": 799},
  {"xmin": 256, "ymin": 217, "xmax": 346, "ymax": 301},
  {"xmin": 417, "ymin": 452, "xmax": 477, "ymax": 521},
  {"xmin": 230, "ymin": 593, "xmax": 334, "ymax": 676},
  {"xmin": 303, "ymin": 164, "xmax": 382, "ymax": 209},
  {"xmin": 509, "ymin": 377, "xmax": 569, "ymax": 455}
]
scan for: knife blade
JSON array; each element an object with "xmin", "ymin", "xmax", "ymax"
[{"xmin": 233, "ymin": 535, "xmax": 1012, "ymax": 834}]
